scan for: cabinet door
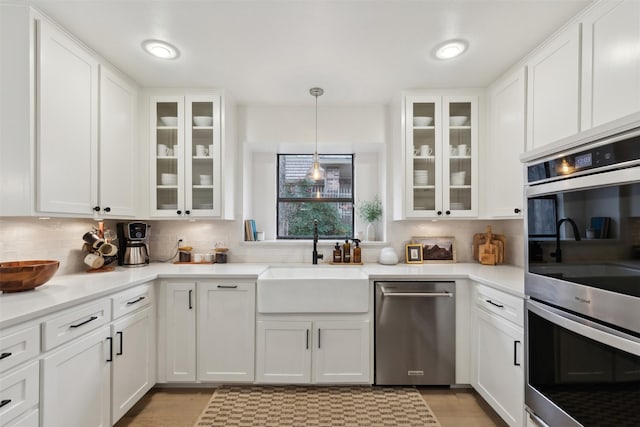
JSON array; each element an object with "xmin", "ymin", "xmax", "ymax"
[
  {"xmin": 164, "ymin": 282, "xmax": 196, "ymax": 381},
  {"xmin": 255, "ymin": 320, "xmax": 311, "ymax": 384},
  {"xmin": 111, "ymin": 306, "xmax": 154, "ymax": 424},
  {"xmin": 484, "ymin": 67, "xmax": 526, "ymax": 218},
  {"xmin": 442, "ymin": 96, "xmax": 478, "ymax": 217},
  {"xmin": 582, "ymin": 0, "xmax": 640, "ymax": 130},
  {"xmin": 474, "ymin": 308, "xmax": 524, "ymax": 427},
  {"xmin": 41, "ymin": 325, "xmax": 110, "ymax": 427},
  {"xmin": 527, "ymin": 23, "xmax": 581, "ymax": 151},
  {"xmin": 150, "ymin": 96, "xmax": 185, "ymax": 218},
  {"xmin": 197, "ymin": 281, "xmax": 255, "ymax": 382},
  {"xmin": 99, "ymin": 66, "xmax": 137, "ymax": 218},
  {"xmin": 36, "ymin": 18, "xmax": 99, "ymax": 215},
  {"xmin": 185, "ymin": 96, "xmax": 221, "ymax": 217},
  {"xmin": 313, "ymin": 320, "xmax": 370, "ymax": 384},
  {"xmin": 405, "ymin": 96, "xmax": 442, "ymax": 217}
]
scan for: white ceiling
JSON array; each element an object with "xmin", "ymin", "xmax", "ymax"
[{"xmin": 27, "ymin": 0, "xmax": 590, "ymax": 106}]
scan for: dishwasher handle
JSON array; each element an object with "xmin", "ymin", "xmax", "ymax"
[{"xmin": 381, "ymin": 288, "xmax": 452, "ymax": 298}]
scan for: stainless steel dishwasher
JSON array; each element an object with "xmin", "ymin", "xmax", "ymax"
[{"xmin": 374, "ymin": 281, "xmax": 455, "ymax": 385}]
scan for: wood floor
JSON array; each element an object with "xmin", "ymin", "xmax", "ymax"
[{"xmin": 115, "ymin": 387, "xmax": 507, "ymax": 427}]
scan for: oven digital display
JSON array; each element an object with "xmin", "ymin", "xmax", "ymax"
[{"xmin": 574, "ymin": 152, "xmax": 592, "ymax": 169}]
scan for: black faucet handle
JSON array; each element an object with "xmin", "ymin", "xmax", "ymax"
[{"xmin": 317, "ymin": 253, "xmax": 323, "ymax": 259}]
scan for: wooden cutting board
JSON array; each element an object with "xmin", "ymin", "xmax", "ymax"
[{"xmin": 473, "ymin": 226, "xmax": 506, "ymax": 265}]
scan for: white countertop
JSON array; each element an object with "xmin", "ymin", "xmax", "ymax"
[{"xmin": 0, "ymin": 262, "xmax": 523, "ymax": 329}]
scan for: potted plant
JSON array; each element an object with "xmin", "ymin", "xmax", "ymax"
[{"xmin": 357, "ymin": 196, "xmax": 383, "ymax": 241}]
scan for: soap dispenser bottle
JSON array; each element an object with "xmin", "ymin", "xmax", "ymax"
[
  {"xmin": 343, "ymin": 238, "xmax": 351, "ymax": 263},
  {"xmin": 333, "ymin": 242, "xmax": 342, "ymax": 263},
  {"xmin": 352, "ymin": 239, "xmax": 361, "ymax": 264}
]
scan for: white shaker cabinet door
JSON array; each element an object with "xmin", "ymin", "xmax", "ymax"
[
  {"xmin": 164, "ymin": 282, "xmax": 196, "ymax": 382},
  {"xmin": 99, "ymin": 66, "xmax": 137, "ymax": 217},
  {"xmin": 582, "ymin": 0, "xmax": 640, "ymax": 130},
  {"xmin": 36, "ymin": 18, "xmax": 99, "ymax": 215},
  {"xmin": 197, "ymin": 281, "xmax": 255, "ymax": 382},
  {"xmin": 256, "ymin": 321, "xmax": 311, "ymax": 384},
  {"xmin": 526, "ymin": 23, "xmax": 581, "ymax": 151},
  {"xmin": 41, "ymin": 326, "xmax": 110, "ymax": 427},
  {"xmin": 313, "ymin": 320, "xmax": 370, "ymax": 384}
]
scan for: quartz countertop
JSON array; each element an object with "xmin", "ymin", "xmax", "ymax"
[{"xmin": 0, "ymin": 262, "xmax": 523, "ymax": 329}]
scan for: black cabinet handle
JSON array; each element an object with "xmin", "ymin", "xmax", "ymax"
[
  {"xmin": 514, "ymin": 208, "xmax": 521, "ymax": 214},
  {"xmin": 0, "ymin": 399, "xmax": 11, "ymax": 408},
  {"xmin": 0, "ymin": 352, "xmax": 11, "ymax": 360},
  {"xmin": 93, "ymin": 206, "xmax": 100, "ymax": 212},
  {"xmin": 106, "ymin": 336, "xmax": 113, "ymax": 362},
  {"xmin": 514, "ymin": 340, "xmax": 521, "ymax": 366},
  {"xmin": 217, "ymin": 285, "xmax": 238, "ymax": 289},
  {"xmin": 485, "ymin": 299, "xmax": 504, "ymax": 308},
  {"xmin": 104, "ymin": 207, "xmax": 111, "ymax": 213},
  {"xmin": 318, "ymin": 329, "xmax": 321, "ymax": 349},
  {"xmin": 185, "ymin": 210, "xmax": 191, "ymax": 215},
  {"xmin": 437, "ymin": 211, "xmax": 442, "ymax": 216},
  {"xmin": 117, "ymin": 331, "xmax": 123, "ymax": 356},
  {"xmin": 188, "ymin": 289, "xmax": 193, "ymax": 309},
  {"xmin": 306, "ymin": 329, "xmax": 309, "ymax": 350},
  {"xmin": 126, "ymin": 296, "xmax": 145, "ymax": 305},
  {"xmin": 445, "ymin": 210, "xmax": 451, "ymax": 215},
  {"xmin": 70, "ymin": 316, "xmax": 98, "ymax": 329},
  {"xmin": 176, "ymin": 210, "xmax": 182, "ymax": 215}
]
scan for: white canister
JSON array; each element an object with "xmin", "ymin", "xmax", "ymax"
[
  {"xmin": 204, "ymin": 253, "xmax": 214, "ymax": 263},
  {"xmin": 193, "ymin": 253, "xmax": 204, "ymax": 263}
]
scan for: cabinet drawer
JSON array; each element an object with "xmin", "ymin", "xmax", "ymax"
[
  {"xmin": 475, "ymin": 284, "xmax": 524, "ymax": 327},
  {"xmin": 42, "ymin": 299, "xmax": 111, "ymax": 351},
  {"xmin": 0, "ymin": 361, "xmax": 39, "ymax": 427},
  {"xmin": 112, "ymin": 283, "xmax": 154, "ymax": 320},
  {"xmin": 0, "ymin": 326, "xmax": 39, "ymax": 374}
]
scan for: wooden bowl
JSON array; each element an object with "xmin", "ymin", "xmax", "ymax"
[{"xmin": 0, "ymin": 260, "xmax": 60, "ymax": 293}]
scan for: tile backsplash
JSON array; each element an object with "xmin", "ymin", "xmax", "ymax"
[{"xmin": 0, "ymin": 217, "xmax": 525, "ymax": 274}]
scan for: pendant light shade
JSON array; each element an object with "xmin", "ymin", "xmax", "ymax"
[{"xmin": 306, "ymin": 87, "xmax": 325, "ymax": 181}]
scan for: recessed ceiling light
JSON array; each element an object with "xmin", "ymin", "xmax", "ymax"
[
  {"xmin": 142, "ymin": 39, "xmax": 179, "ymax": 59},
  {"xmin": 434, "ymin": 40, "xmax": 468, "ymax": 60}
]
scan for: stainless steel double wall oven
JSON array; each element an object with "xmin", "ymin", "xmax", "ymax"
[{"xmin": 525, "ymin": 128, "xmax": 640, "ymax": 426}]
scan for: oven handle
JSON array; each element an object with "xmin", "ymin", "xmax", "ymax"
[
  {"xmin": 527, "ymin": 300, "xmax": 640, "ymax": 356},
  {"xmin": 526, "ymin": 164, "xmax": 640, "ymax": 197},
  {"xmin": 525, "ymin": 408, "xmax": 550, "ymax": 427}
]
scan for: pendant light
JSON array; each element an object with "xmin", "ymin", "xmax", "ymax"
[{"xmin": 306, "ymin": 87, "xmax": 325, "ymax": 181}]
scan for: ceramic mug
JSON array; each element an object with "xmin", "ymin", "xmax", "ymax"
[
  {"xmin": 195, "ymin": 145, "xmax": 208, "ymax": 157},
  {"xmin": 420, "ymin": 145, "xmax": 433, "ymax": 156},
  {"xmin": 84, "ymin": 253, "xmax": 105, "ymax": 269},
  {"xmin": 98, "ymin": 242, "xmax": 118, "ymax": 257},
  {"xmin": 457, "ymin": 144, "xmax": 470, "ymax": 156},
  {"xmin": 157, "ymin": 144, "xmax": 169, "ymax": 156},
  {"xmin": 83, "ymin": 231, "xmax": 104, "ymax": 249}
]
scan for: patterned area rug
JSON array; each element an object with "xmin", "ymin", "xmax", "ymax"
[{"xmin": 194, "ymin": 385, "xmax": 441, "ymax": 427}]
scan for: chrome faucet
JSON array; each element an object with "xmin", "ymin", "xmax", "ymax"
[
  {"xmin": 312, "ymin": 219, "xmax": 323, "ymax": 265},
  {"xmin": 550, "ymin": 217, "xmax": 581, "ymax": 263}
]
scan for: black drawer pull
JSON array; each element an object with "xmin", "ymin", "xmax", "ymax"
[
  {"xmin": 0, "ymin": 352, "xmax": 11, "ymax": 360},
  {"xmin": 117, "ymin": 331, "xmax": 123, "ymax": 356},
  {"xmin": 126, "ymin": 296, "xmax": 145, "ymax": 305},
  {"xmin": 0, "ymin": 399, "xmax": 11, "ymax": 408},
  {"xmin": 485, "ymin": 299, "xmax": 504, "ymax": 308},
  {"xmin": 70, "ymin": 316, "xmax": 98, "ymax": 329},
  {"xmin": 188, "ymin": 289, "xmax": 193, "ymax": 309},
  {"xmin": 514, "ymin": 340, "xmax": 521, "ymax": 366},
  {"xmin": 217, "ymin": 285, "xmax": 238, "ymax": 289},
  {"xmin": 306, "ymin": 329, "xmax": 309, "ymax": 350},
  {"xmin": 318, "ymin": 329, "xmax": 321, "ymax": 349}
]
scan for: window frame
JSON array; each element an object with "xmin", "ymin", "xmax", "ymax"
[{"xmin": 276, "ymin": 153, "xmax": 355, "ymax": 240}]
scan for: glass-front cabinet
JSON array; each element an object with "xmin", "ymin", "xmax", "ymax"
[
  {"xmin": 405, "ymin": 95, "xmax": 478, "ymax": 218},
  {"xmin": 150, "ymin": 95, "xmax": 221, "ymax": 218}
]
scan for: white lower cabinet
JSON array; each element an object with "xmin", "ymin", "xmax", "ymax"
[
  {"xmin": 163, "ymin": 281, "xmax": 196, "ymax": 382},
  {"xmin": 111, "ymin": 306, "xmax": 154, "ymax": 424},
  {"xmin": 256, "ymin": 319, "xmax": 370, "ymax": 384},
  {"xmin": 472, "ymin": 284, "xmax": 524, "ymax": 427},
  {"xmin": 41, "ymin": 325, "xmax": 111, "ymax": 427},
  {"xmin": 3, "ymin": 409, "xmax": 39, "ymax": 427},
  {"xmin": 0, "ymin": 362, "xmax": 39, "ymax": 427},
  {"xmin": 197, "ymin": 281, "xmax": 255, "ymax": 382}
]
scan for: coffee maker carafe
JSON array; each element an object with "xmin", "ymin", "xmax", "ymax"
[{"xmin": 116, "ymin": 222, "xmax": 150, "ymax": 267}]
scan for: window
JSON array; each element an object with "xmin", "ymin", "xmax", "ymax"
[{"xmin": 277, "ymin": 154, "xmax": 354, "ymax": 239}]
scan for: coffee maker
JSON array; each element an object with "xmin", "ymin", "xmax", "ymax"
[{"xmin": 116, "ymin": 222, "xmax": 150, "ymax": 267}]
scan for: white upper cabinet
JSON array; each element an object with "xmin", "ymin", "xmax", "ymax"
[
  {"xmin": 150, "ymin": 94, "xmax": 222, "ymax": 218},
  {"xmin": 526, "ymin": 23, "xmax": 581, "ymax": 151},
  {"xmin": 483, "ymin": 67, "xmax": 526, "ymax": 218},
  {"xmin": 98, "ymin": 66, "xmax": 138, "ymax": 218},
  {"xmin": 581, "ymin": 0, "xmax": 640, "ymax": 130},
  {"xmin": 36, "ymin": 17, "xmax": 99, "ymax": 215},
  {"xmin": 403, "ymin": 94, "xmax": 478, "ymax": 219}
]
